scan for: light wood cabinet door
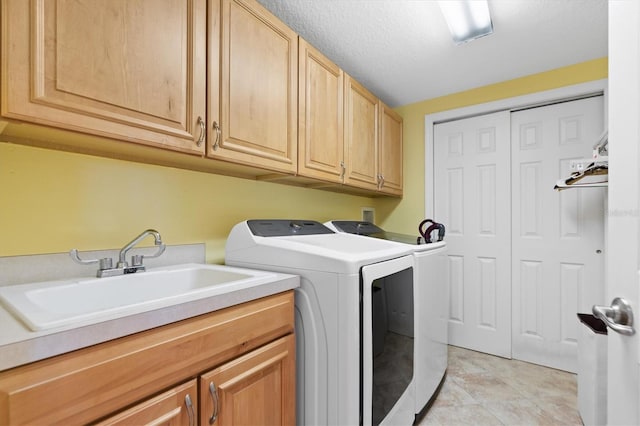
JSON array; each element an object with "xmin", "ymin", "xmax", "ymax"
[
  {"xmin": 379, "ymin": 102, "xmax": 403, "ymax": 196},
  {"xmin": 298, "ymin": 38, "xmax": 344, "ymax": 183},
  {"xmin": 199, "ymin": 335, "xmax": 295, "ymax": 426},
  {"xmin": 344, "ymin": 74, "xmax": 379, "ymax": 191},
  {"xmin": 96, "ymin": 380, "xmax": 197, "ymax": 426},
  {"xmin": 208, "ymin": 0, "xmax": 298, "ymax": 174},
  {"xmin": 1, "ymin": 0, "xmax": 207, "ymax": 154}
]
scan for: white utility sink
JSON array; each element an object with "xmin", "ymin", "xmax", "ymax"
[{"xmin": 0, "ymin": 263, "xmax": 278, "ymax": 331}]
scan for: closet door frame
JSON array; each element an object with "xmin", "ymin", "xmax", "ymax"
[{"xmin": 424, "ymin": 79, "xmax": 608, "ymax": 220}]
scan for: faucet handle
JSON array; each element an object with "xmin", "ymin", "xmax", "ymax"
[
  {"xmin": 69, "ymin": 249, "xmax": 98, "ymax": 265},
  {"xmin": 69, "ymin": 249, "xmax": 113, "ymax": 270},
  {"xmin": 129, "ymin": 242, "xmax": 165, "ymax": 267},
  {"xmin": 131, "ymin": 254, "xmax": 144, "ymax": 267}
]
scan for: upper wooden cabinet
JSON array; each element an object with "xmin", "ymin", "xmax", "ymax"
[
  {"xmin": 343, "ymin": 75, "xmax": 403, "ymax": 196},
  {"xmin": 379, "ymin": 103, "xmax": 403, "ymax": 196},
  {"xmin": 207, "ymin": 0, "xmax": 298, "ymax": 174},
  {"xmin": 344, "ymin": 75, "xmax": 379, "ymax": 191},
  {"xmin": 298, "ymin": 38, "xmax": 344, "ymax": 183},
  {"xmin": 300, "ymin": 59, "xmax": 403, "ymax": 195},
  {"xmin": 1, "ymin": 0, "xmax": 401, "ymax": 196},
  {"xmin": 0, "ymin": 0, "xmax": 207, "ymax": 154}
]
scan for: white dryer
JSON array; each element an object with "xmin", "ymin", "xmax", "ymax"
[
  {"xmin": 225, "ymin": 220, "xmax": 417, "ymax": 425},
  {"xmin": 325, "ymin": 221, "xmax": 449, "ymax": 417}
]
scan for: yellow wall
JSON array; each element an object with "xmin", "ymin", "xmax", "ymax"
[
  {"xmin": 1, "ymin": 58, "xmax": 608, "ymax": 262},
  {"xmin": 0, "ymin": 143, "xmax": 373, "ymax": 262},
  {"xmin": 374, "ymin": 57, "xmax": 608, "ymax": 234}
]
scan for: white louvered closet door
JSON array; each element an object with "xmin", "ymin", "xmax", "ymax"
[
  {"xmin": 511, "ymin": 96, "xmax": 605, "ymax": 373},
  {"xmin": 434, "ymin": 111, "xmax": 512, "ymax": 358}
]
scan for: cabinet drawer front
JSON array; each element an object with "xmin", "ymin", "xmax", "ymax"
[{"xmin": 0, "ymin": 291, "xmax": 294, "ymax": 425}]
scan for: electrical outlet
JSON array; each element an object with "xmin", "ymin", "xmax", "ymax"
[{"xmin": 362, "ymin": 208, "xmax": 375, "ymax": 223}]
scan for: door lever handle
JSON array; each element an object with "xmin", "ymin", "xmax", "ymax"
[{"xmin": 592, "ymin": 297, "xmax": 635, "ymax": 336}]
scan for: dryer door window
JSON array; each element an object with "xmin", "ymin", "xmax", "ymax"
[{"xmin": 361, "ymin": 255, "xmax": 415, "ymax": 426}]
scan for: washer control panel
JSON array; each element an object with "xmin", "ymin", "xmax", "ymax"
[
  {"xmin": 330, "ymin": 221, "xmax": 383, "ymax": 235},
  {"xmin": 247, "ymin": 220, "xmax": 335, "ymax": 237}
]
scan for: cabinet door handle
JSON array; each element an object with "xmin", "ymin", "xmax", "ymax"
[
  {"xmin": 196, "ymin": 116, "xmax": 205, "ymax": 147},
  {"xmin": 209, "ymin": 382, "xmax": 220, "ymax": 424},
  {"xmin": 185, "ymin": 394, "xmax": 195, "ymax": 426},
  {"xmin": 378, "ymin": 174, "xmax": 385, "ymax": 189},
  {"xmin": 340, "ymin": 161, "xmax": 346, "ymax": 181},
  {"xmin": 212, "ymin": 121, "xmax": 221, "ymax": 151}
]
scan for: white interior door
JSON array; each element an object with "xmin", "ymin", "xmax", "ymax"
[
  {"xmin": 511, "ymin": 96, "xmax": 605, "ymax": 373},
  {"xmin": 606, "ymin": 2, "xmax": 639, "ymax": 424},
  {"xmin": 434, "ymin": 111, "xmax": 511, "ymax": 358}
]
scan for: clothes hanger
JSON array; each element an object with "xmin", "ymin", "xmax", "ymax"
[
  {"xmin": 554, "ymin": 161, "xmax": 608, "ymax": 190},
  {"xmin": 554, "ymin": 129, "xmax": 608, "ymax": 191}
]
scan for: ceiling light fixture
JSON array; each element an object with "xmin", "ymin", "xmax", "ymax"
[{"xmin": 438, "ymin": 0, "xmax": 493, "ymax": 45}]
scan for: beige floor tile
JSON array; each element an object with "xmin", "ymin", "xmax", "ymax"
[
  {"xmin": 428, "ymin": 375, "xmax": 476, "ymax": 408},
  {"xmin": 418, "ymin": 346, "xmax": 581, "ymax": 426},
  {"xmin": 451, "ymin": 374, "xmax": 526, "ymax": 403},
  {"xmin": 420, "ymin": 403, "xmax": 503, "ymax": 426},
  {"xmin": 483, "ymin": 399, "xmax": 560, "ymax": 425}
]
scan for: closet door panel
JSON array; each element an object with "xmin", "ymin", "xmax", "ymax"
[
  {"xmin": 434, "ymin": 110, "xmax": 512, "ymax": 358},
  {"xmin": 511, "ymin": 95, "xmax": 605, "ymax": 373}
]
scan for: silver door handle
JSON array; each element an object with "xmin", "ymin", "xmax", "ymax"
[{"xmin": 592, "ymin": 297, "xmax": 635, "ymax": 336}]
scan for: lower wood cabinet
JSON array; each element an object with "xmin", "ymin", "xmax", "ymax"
[
  {"xmin": 200, "ymin": 335, "xmax": 295, "ymax": 426},
  {"xmin": 96, "ymin": 380, "xmax": 199, "ymax": 426},
  {"xmin": 97, "ymin": 334, "xmax": 295, "ymax": 426},
  {"xmin": 0, "ymin": 291, "xmax": 295, "ymax": 426}
]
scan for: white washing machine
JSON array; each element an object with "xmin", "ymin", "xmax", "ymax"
[
  {"xmin": 225, "ymin": 220, "xmax": 418, "ymax": 425},
  {"xmin": 325, "ymin": 221, "xmax": 449, "ymax": 417}
]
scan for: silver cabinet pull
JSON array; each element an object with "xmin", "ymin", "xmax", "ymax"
[
  {"xmin": 196, "ymin": 116, "xmax": 205, "ymax": 147},
  {"xmin": 593, "ymin": 297, "xmax": 635, "ymax": 336},
  {"xmin": 377, "ymin": 174, "xmax": 385, "ymax": 189},
  {"xmin": 340, "ymin": 161, "xmax": 346, "ymax": 181},
  {"xmin": 209, "ymin": 382, "xmax": 220, "ymax": 424},
  {"xmin": 212, "ymin": 121, "xmax": 221, "ymax": 150},
  {"xmin": 185, "ymin": 394, "xmax": 195, "ymax": 426}
]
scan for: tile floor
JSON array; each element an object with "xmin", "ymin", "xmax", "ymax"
[{"xmin": 418, "ymin": 346, "xmax": 582, "ymax": 425}]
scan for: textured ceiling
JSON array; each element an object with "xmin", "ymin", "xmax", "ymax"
[{"xmin": 255, "ymin": 0, "xmax": 608, "ymax": 108}]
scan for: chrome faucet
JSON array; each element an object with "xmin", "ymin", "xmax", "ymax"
[
  {"xmin": 70, "ymin": 229, "xmax": 166, "ymax": 277},
  {"xmin": 117, "ymin": 229, "xmax": 165, "ymax": 270}
]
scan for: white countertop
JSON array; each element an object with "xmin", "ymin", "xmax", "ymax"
[{"xmin": 0, "ymin": 268, "xmax": 299, "ymax": 371}]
